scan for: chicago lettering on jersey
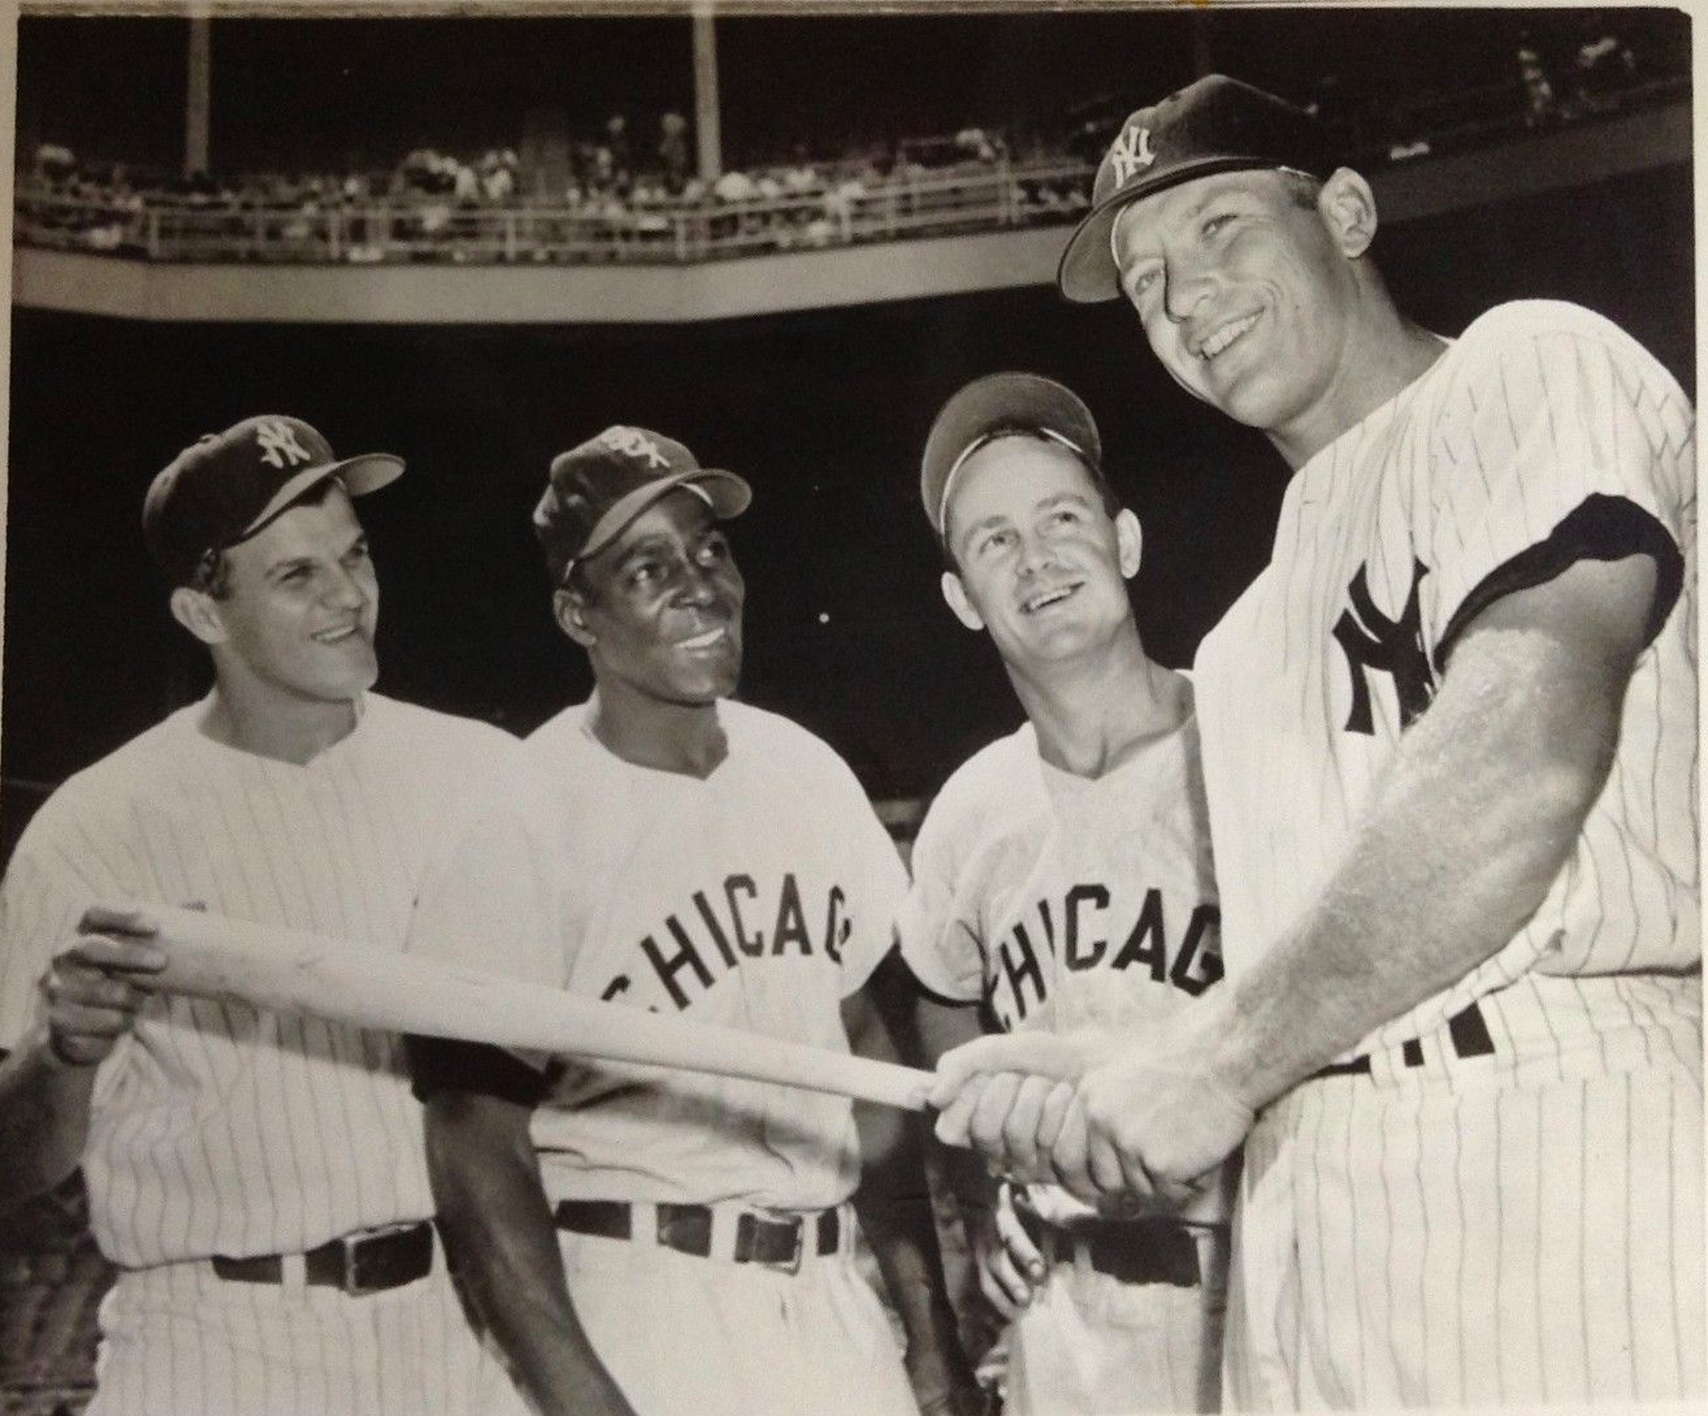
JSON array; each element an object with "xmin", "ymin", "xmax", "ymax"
[
  {"xmin": 1332, "ymin": 557, "xmax": 1436, "ymax": 735},
  {"xmin": 600, "ymin": 872, "xmax": 850, "ymax": 1010},
  {"xmin": 986, "ymin": 885, "xmax": 1221, "ymax": 1029}
]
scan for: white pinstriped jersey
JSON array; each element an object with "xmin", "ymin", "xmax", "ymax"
[
  {"xmin": 1194, "ymin": 300, "xmax": 1698, "ymax": 1060},
  {"xmin": 405, "ymin": 696, "xmax": 906, "ymax": 1211},
  {"xmin": 896, "ymin": 708, "xmax": 1228, "ymax": 1225},
  {"xmin": 0, "ymin": 693, "xmax": 518, "ymax": 1268}
]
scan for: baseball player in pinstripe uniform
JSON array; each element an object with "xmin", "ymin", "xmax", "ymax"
[
  {"xmin": 0, "ymin": 416, "xmax": 524, "ymax": 1415},
  {"xmin": 404, "ymin": 427, "xmax": 978, "ymax": 1416},
  {"xmin": 900, "ymin": 373, "xmax": 1231, "ymax": 1414},
  {"xmin": 933, "ymin": 75, "xmax": 1700, "ymax": 1408}
]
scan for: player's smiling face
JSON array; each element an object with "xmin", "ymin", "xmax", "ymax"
[
  {"xmin": 940, "ymin": 435, "xmax": 1139, "ymax": 668},
  {"xmin": 1110, "ymin": 169, "xmax": 1364, "ymax": 441},
  {"xmin": 200, "ymin": 484, "xmax": 380, "ymax": 705},
  {"xmin": 560, "ymin": 488, "xmax": 745, "ymax": 707}
]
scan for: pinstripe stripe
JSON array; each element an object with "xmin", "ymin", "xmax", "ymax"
[
  {"xmin": 1623, "ymin": 1071, "xmax": 1638, "ymax": 1397},
  {"xmin": 1667, "ymin": 1074, "xmax": 1682, "ymax": 1392}
]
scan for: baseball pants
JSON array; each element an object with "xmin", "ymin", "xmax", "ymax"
[
  {"xmin": 1225, "ymin": 1012, "xmax": 1704, "ymax": 1408},
  {"xmin": 87, "ymin": 1244, "xmax": 517, "ymax": 1416},
  {"xmin": 1005, "ymin": 1229, "xmax": 1228, "ymax": 1415},
  {"xmin": 551, "ymin": 1204, "xmax": 919, "ymax": 1416}
]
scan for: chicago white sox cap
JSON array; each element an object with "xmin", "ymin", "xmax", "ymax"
[
  {"xmin": 144, "ymin": 414, "xmax": 404, "ymax": 585},
  {"xmin": 1058, "ymin": 74, "xmax": 1341, "ymax": 303},
  {"xmin": 534, "ymin": 425, "xmax": 751, "ymax": 585},
  {"xmin": 920, "ymin": 372, "xmax": 1104, "ymax": 541}
]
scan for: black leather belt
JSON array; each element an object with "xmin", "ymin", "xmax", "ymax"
[
  {"xmin": 1310, "ymin": 1000, "xmax": 1496, "ymax": 1081},
  {"xmin": 209, "ymin": 1221, "xmax": 434, "ymax": 1295},
  {"xmin": 1015, "ymin": 1205, "xmax": 1204, "ymax": 1289},
  {"xmin": 554, "ymin": 1200, "xmax": 840, "ymax": 1275}
]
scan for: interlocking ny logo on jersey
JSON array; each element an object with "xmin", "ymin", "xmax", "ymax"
[
  {"xmin": 1108, "ymin": 124, "xmax": 1157, "ymax": 186},
  {"xmin": 1332, "ymin": 559, "xmax": 1436, "ymax": 735},
  {"xmin": 602, "ymin": 426, "xmax": 670, "ymax": 469},
  {"xmin": 255, "ymin": 419, "xmax": 314, "ymax": 469}
]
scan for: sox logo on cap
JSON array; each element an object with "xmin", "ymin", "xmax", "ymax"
[{"xmin": 601, "ymin": 426, "xmax": 670, "ymax": 468}]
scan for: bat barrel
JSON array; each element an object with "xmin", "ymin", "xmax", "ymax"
[{"xmin": 124, "ymin": 902, "xmax": 933, "ymax": 1112}]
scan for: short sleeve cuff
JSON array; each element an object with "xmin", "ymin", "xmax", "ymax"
[
  {"xmin": 407, "ymin": 1036, "xmax": 557, "ymax": 1105},
  {"xmin": 1435, "ymin": 493, "xmax": 1683, "ymax": 671}
]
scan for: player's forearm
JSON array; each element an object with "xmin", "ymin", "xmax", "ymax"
[
  {"xmin": 849, "ymin": 979, "xmax": 976, "ymax": 1399},
  {"xmin": 0, "ymin": 1032, "xmax": 96, "ymax": 1211},
  {"xmin": 424, "ymin": 1095, "xmax": 637, "ymax": 1416},
  {"xmin": 912, "ymin": 999, "xmax": 1001, "ymax": 1217},
  {"xmin": 853, "ymin": 1118, "xmax": 975, "ymax": 1401},
  {"xmin": 1204, "ymin": 622, "xmax": 1626, "ymax": 1113}
]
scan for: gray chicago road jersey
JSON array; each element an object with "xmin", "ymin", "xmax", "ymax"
[
  {"xmin": 406, "ymin": 697, "xmax": 906, "ymax": 1211},
  {"xmin": 897, "ymin": 704, "xmax": 1228, "ymax": 1224}
]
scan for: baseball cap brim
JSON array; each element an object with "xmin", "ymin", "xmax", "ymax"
[
  {"xmin": 578, "ymin": 468, "xmax": 752, "ymax": 565},
  {"xmin": 238, "ymin": 452, "xmax": 406, "ymax": 543},
  {"xmin": 921, "ymin": 372, "xmax": 1102, "ymax": 534},
  {"xmin": 1057, "ymin": 154, "xmax": 1298, "ymax": 304}
]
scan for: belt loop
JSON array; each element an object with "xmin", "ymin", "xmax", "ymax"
[
  {"xmin": 709, "ymin": 1204, "xmax": 741, "ymax": 1262},
  {"xmin": 632, "ymin": 1202, "xmax": 661, "ymax": 1253},
  {"xmin": 279, "ymin": 1252, "xmax": 307, "ymax": 1291},
  {"xmin": 1070, "ymin": 1233, "xmax": 1094, "ymax": 1283}
]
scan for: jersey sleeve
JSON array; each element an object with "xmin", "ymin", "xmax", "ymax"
[
  {"xmin": 0, "ymin": 807, "xmax": 122, "ymax": 1053},
  {"xmin": 406, "ymin": 778, "xmax": 567, "ymax": 992},
  {"xmin": 893, "ymin": 792, "xmax": 987, "ymax": 1006},
  {"xmin": 1418, "ymin": 308, "xmax": 1690, "ymax": 668},
  {"xmin": 831, "ymin": 799, "xmax": 909, "ymax": 998}
]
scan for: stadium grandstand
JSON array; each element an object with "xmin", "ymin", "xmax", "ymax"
[
  {"xmin": 13, "ymin": 10, "xmax": 1689, "ymax": 267},
  {"xmin": 1, "ymin": 7, "xmax": 1695, "ymax": 1415}
]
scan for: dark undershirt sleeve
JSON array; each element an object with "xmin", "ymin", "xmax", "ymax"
[
  {"xmin": 1434, "ymin": 493, "xmax": 1683, "ymax": 673},
  {"xmin": 892, "ymin": 948, "xmax": 982, "ymax": 1011},
  {"xmin": 406, "ymin": 1035, "xmax": 557, "ymax": 1106}
]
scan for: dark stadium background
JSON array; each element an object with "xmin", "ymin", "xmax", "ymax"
[{"xmin": 6, "ymin": 170, "xmax": 1693, "ymax": 803}]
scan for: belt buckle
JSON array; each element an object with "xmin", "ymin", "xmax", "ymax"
[
  {"xmin": 760, "ymin": 1213, "xmax": 806, "ymax": 1275},
  {"xmin": 340, "ymin": 1223, "xmax": 427, "ymax": 1296},
  {"xmin": 338, "ymin": 1230, "xmax": 378, "ymax": 1295}
]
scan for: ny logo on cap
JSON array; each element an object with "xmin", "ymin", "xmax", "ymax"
[
  {"xmin": 1108, "ymin": 123, "xmax": 1157, "ymax": 186},
  {"xmin": 255, "ymin": 419, "xmax": 313, "ymax": 469},
  {"xmin": 601, "ymin": 426, "xmax": 670, "ymax": 469}
]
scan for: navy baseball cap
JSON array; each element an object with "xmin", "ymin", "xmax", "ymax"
[
  {"xmin": 144, "ymin": 415, "xmax": 403, "ymax": 585},
  {"xmin": 1058, "ymin": 74, "xmax": 1341, "ymax": 303},
  {"xmin": 920, "ymin": 373, "xmax": 1103, "ymax": 540},
  {"xmin": 534, "ymin": 425, "xmax": 751, "ymax": 585}
]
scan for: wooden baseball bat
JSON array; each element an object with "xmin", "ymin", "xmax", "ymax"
[{"xmin": 118, "ymin": 903, "xmax": 933, "ymax": 1112}]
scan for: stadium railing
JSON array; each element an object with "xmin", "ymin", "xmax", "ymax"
[{"xmin": 13, "ymin": 159, "xmax": 1094, "ymax": 266}]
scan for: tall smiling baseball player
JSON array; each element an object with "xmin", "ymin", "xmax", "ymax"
[
  {"xmin": 900, "ymin": 373, "xmax": 1230, "ymax": 1414},
  {"xmin": 405, "ymin": 426, "xmax": 977, "ymax": 1416},
  {"xmin": 0, "ymin": 417, "xmax": 521, "ymax": 1414},
  {"xmin": 932, "ymin": 75, "xmax": 1701, "ymax": 1408}
]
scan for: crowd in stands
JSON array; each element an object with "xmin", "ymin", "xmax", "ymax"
[
  {"xmin": 15, "ymin": 29, "xmax": 1686, "ymax": 267},
  {"xmin": 19, "ymin": 110, "xmax": 1088, "ymax": 264}
]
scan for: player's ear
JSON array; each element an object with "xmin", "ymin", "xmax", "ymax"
[
  {"xmin": 554, "ymin": 587, "xmax": 597, "ymax": 647},
  {"xmin": 1318, "ymin": 168, "xmax": 1378, "ymax": 259},
  {"xmin": 169, "ymin": 586, "xmax": 228, "ymax": 646},
  {"xmin": 1114, "ymin": 508, "xmax": 1143, "ymax": 580},
  {"xmin": 939, "ymin": 571, "xmax": 985, "ymax": 632}
]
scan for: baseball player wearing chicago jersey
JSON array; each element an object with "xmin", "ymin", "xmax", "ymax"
[
  {"xmin": 932, "ymin": 74, "xmax": 1700, "ymax": 1408},
  {"xmin": 900, "ymin": 374, "xmax": 1231, "ymax": 1415},
  {"xmin": 406, "ymin": 426, "xmax": 977, "ymax": 1416},
  {"xmin": 0, "ymin": 417, "xmax": 523, "ymax": 1415}
]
